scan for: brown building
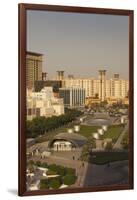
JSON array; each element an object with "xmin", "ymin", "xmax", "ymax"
[{"xmin": 26, "ymin": 51, "xmax": 43, "ymax": 89}]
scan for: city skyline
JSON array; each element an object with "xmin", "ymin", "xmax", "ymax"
[
  {"xmin": 27, "ymin": 10, "xmax": 129, "ymax": 79},
  {"xmin": 47, "ymin": 69, "xmax": 128, "ymax": 80},
  {"xmin": 26, "ymin": 51, "xmax": 129, "ymax": 102}
]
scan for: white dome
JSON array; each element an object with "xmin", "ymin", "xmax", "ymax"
[
  {"xmin": 97, "ymin": 129, "xmax": 104, "ymax": 135},
  {"xmin": 93, "ymin": 133, "xmax": 99, "ymax": 139}
]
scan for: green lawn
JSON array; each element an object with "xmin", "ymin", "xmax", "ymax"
[
  {"xmin": 101, "ymin": 124, "xmax": 124, "ymax": 142},
  {"xmin": 36, "ymin": 123, "xmax": 124, "ymax": 144},
  {"xmin": 36, "ymin": 124, "xmax": 100, "ymax": 143},
  {"xmin": 78, "ymin": 125, "xmax": 100, "ymax": 138},
  {"xmin": 91, "ymin": 151, "xmax": 128, "ymax": 165}
]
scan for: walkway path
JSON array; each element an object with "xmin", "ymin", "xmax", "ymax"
[
  {"xmin": 74, "ymin": 161, "xmax": 89, "ymax": 187},
  {"xmin": 113, "ymin": 122, "xmax": 128, "ymax": 149}
]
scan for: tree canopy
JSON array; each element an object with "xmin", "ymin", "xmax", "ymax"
[{"xmin": 27, "ymin": 109, "xmax": 82, "ymax": 138}]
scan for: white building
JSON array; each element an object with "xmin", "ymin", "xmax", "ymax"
[{"xmin": 27, "ymin": 87, "xmax": 64, "ymax": 120}]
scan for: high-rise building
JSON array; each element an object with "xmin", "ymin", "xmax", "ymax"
[
  {"xmin": 64, "ymin": 78, "xmax": 95, "ymax": 97},
  {"xmin": 57, "ymin": 71, "xmax": 64, "ymax": 80},
  {"xmin": 98, "ymin": 70, "xmax": 106, "ymax": 101},
  {"xmin": 61, "ymin": 71, "xmax": 128, "ymax": 102},
  {"xmin": 26, "ymin": 52, "xmax": 43, "ymax": 89},
  {"xmin": 110, "ymin": 78, "xmax": 129, "ymax": 99},
  {"xmin": 68, "ymin": 75, "xmax": 74, "ymax": 79},
  {"xmin": 59, "ymin": 87, "xmax": 85, "ymax": 108},
  {"xmin": 106, "ymin": 79, "xmax": 111, "ymax": 98},
  {"xmin": 114, "ymin": 73, "xmax": 120, "ymax": 79},
  {"xmin": 42, "ymin": 72, "xmax": 48, "ymax": 81}
]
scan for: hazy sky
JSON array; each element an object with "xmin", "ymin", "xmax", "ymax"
[{"xmin": 27, "ymin": 10, "xmax": 129, "ymax": 79}]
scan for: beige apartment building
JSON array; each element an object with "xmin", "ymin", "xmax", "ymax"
[
  {"xmin": 62, "ymin": 71, "xmax": 129, "ymax": 102},
  {"xmin": 64, "ymin": 78, "xmax": 95, "ymax": 97}
]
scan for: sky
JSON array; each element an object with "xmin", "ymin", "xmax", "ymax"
[{"xmin": 27, "ymin": 10, "xmax": 129, "ymax": 80}]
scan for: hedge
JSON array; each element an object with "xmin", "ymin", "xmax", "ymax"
[
  {"xmin": 40, "ymin": 179, "xmax": 49, "ymax": 189},
  {"xmin": 49, "ymin": 178, "xmax": 61, "ymax": 189},
  {"xmin": 63, "ymin": 175, "xmax": 77, "ymax": 185}
]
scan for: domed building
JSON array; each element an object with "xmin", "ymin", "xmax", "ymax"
[{"xmin": 48, "ymin": 132, "xmax": 87, "ymax": 151}]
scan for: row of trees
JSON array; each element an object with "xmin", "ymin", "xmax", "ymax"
[
  {"xmin": 40, "ymin": 174, "xmax": 77, "ymax": 189},
  {"xmin": 27, "ymin": 109, "xmax": 82, "ymax": 138}
]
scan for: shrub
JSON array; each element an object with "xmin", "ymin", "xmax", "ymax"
[
  {"xmin": 49, "ymin": 178, "xmax": 61, "ymax": 189},
  {"xmin": 46, "ymin": 169, "xmax": 58, "ymax": 176},
  {"xmin": 56, "ymin": 166, "xmax": 65, "ymax": 176},
  {"xmin": 48, "ymin": 164, "xmax": 65, "ymax": 176},
  {"xmin": 35, "ymin": 161, "xmax": 41, "ymax": 167},
  {"xmin": 41, "ymin": 162, "xmax": 48, "ymax": 168},
  {"xmin": 28, "ymin": 160, "xmax": 35, "ymax": 165},
  {"xmin": 63, "ymin": 175, "xmax": 77, "ymax": 185},
  {"xmin": 65, "ymin": 168, "xmax": 75, "ymax": 175},
  {"xmin": 40, "ymin": 179, "xmax": 49, "ymax": 189},
  {"xmin": 48, "ymin": 164, "xmax": 58, "ymax": 171}
]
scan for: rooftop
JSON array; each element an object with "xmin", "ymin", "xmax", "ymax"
[
  {"xmin": 49, "ymin": 132, "xmax": 87, "ymax": 148},
  {"xmin": 27, "ymin": 51, "xmax": 43, "ymax": 56}
]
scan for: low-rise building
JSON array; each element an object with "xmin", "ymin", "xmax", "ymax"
[
  {"xmin": 48, "ymin": 132, "xmax": 87, "ymax": 151},
  {"xmin": 27, "ymin": 87, "xmax": 64, "ymax": 120}
]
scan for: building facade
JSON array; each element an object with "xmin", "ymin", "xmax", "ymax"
[
  {"xmin": 34, "ymin": 80, "xmax": 62, "ymax": 92},
  {"xmin": 62, "ymin": 71, "xmax": 129, "ymax": 102},
  {"xmin": 26, "ymin": 52, "xmax": 43, "ymax": 89},
  {"xmin": 98, "ymin": 70, "xmax": 106, "ymax": 101},
  {"xmin": 59, "ymin": 87, "xmax": 85, "ymax": 108},
  {"xmin": 27, "ymin": 87, "xmax": 64, "ymax": 120}
]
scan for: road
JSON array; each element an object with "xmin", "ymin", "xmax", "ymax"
[{"xmin": 83, "ymin": 160, "xmax": 128, "ymax": 187}]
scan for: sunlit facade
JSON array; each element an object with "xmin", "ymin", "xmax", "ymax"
[
  {"xmin": 27, "ymin": 87, "xmax": 64, "ymax": 120},
  {"xmin": 62, "ymin": 72, "xmax": 129, "ymax": 102}
]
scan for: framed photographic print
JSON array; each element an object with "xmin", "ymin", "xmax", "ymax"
[{"xmin": 18, "ymin": 3, "xmax": 134, "ymax": 196}]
